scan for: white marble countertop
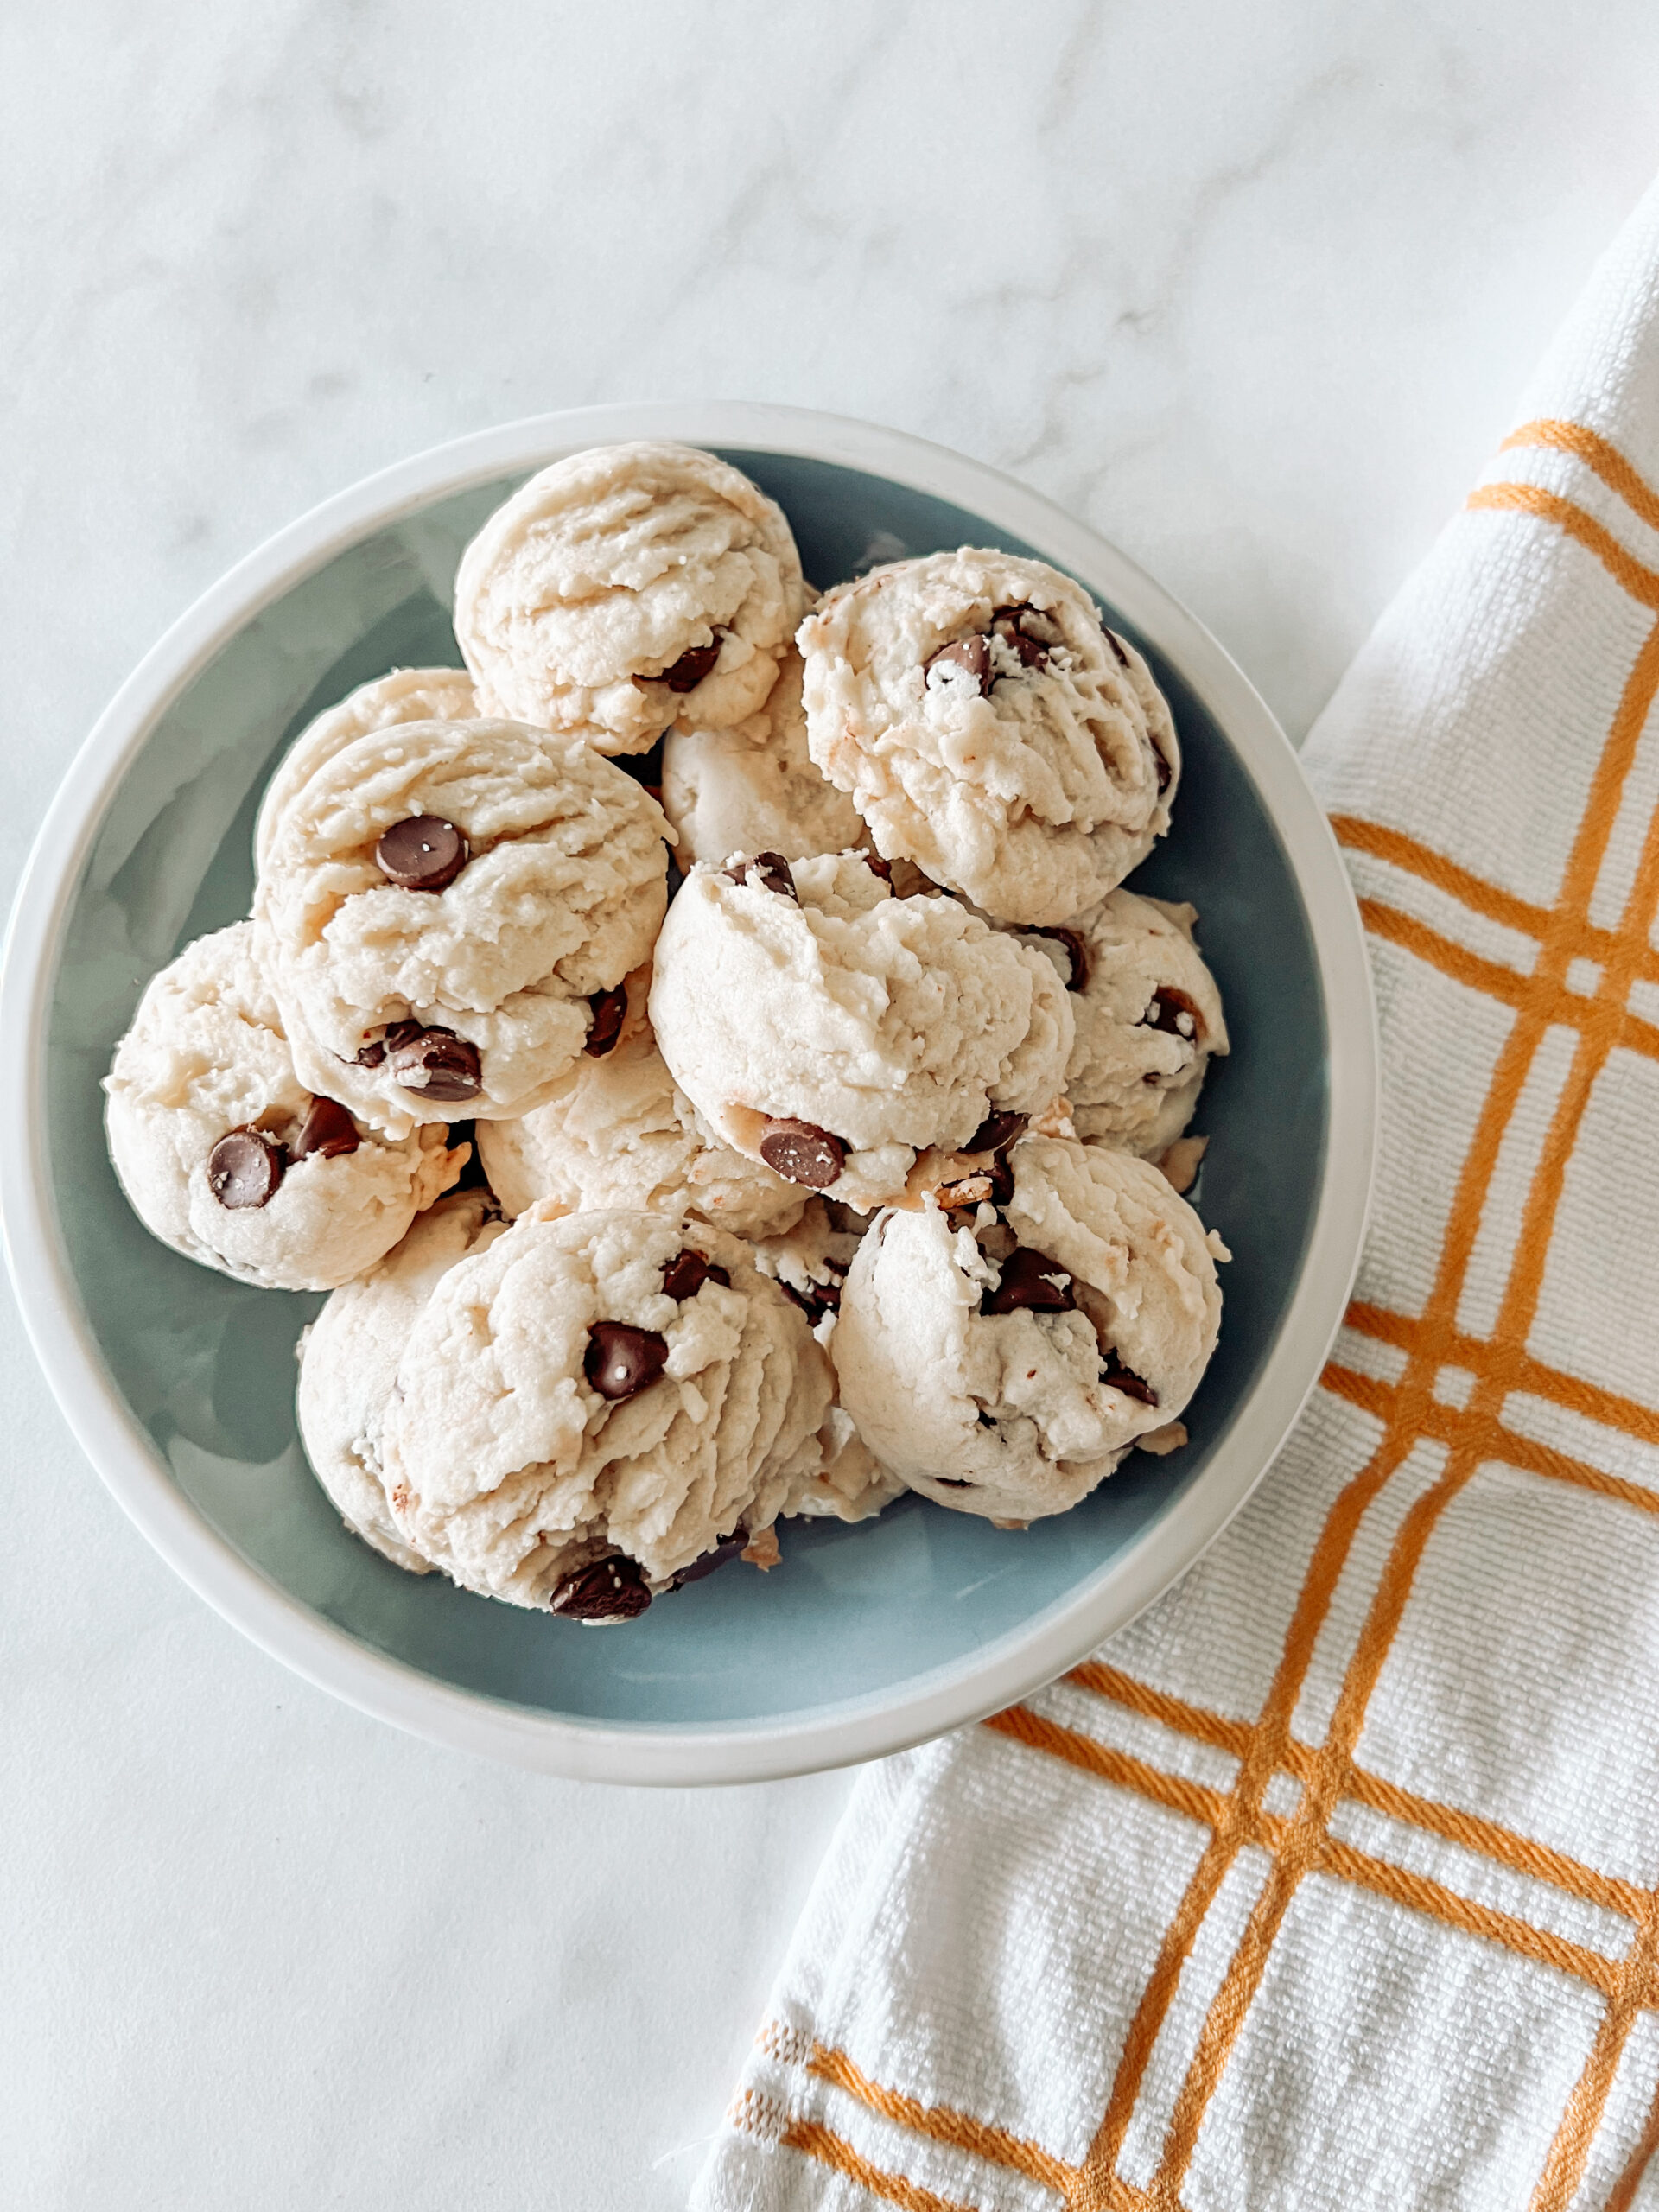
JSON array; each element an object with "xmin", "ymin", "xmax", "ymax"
[{"xmin": 5, "ymin": 6, "xmax": 1656, "ymax": 2204}]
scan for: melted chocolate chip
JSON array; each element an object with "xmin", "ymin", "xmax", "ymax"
[
  {"xmin": 583, "ymin": 1320, "xmax": 669, "ymax": 1402},
  {"xmin": 584, "ymin": 985, "xmax": 628, "ymax": 1058},
  {"xmin": 1101, "ymin": 1348, "xmax": 1160, "ymax": 1407},
  {"xmin": 386, "ymin": 1027, "xmax": 481, "ymax": 1103},
  {"xmin": 1103, "ymin": 625, "xmax": 1132, "ymax": 668},
  {"xmin": 293, "ymin": 1096, "xmax": 359, "ymax": 1160},
  {"xmin": 925, "ymin": 633, "xmax": 993, "ymax": 695},
  {"xmin": 980, "ymin": 1246, "xmax": 1076, "ymax": 1316},
  {"xmin": 1026, "ymin": 927, "xmax": 1090, "ymax": 993},
  {"xmin": 375, "ymin": 814, "xmax": 468, "ymax": 892},
  {"xmin": 758, "ymin": 1117, "xmax": 846, "ymax": 1189},
  {"xmin": 725, "ymin": 851, "xmax": 798, "ymax": 900},
  {"xmin": 661, "ymin": 1249, "xmax": 729, "ymax": 1300},
  {"xmin": 780, "ymin": 1273, "xmax": 842, "ymax": 1327},
  {"xmin": 207, "ymin": 1128, "xmax": 285, "ymax": 1210},
  {"xmin": 1145, "ymin": 986, "xmax": 1202, "ymax": 1042},
  {"xmin": 550, "ymin": 1554, "xmax": 652, "ymax": 1621},
  {"xmin": 862, "ymin": 854, "xmax": 893, "ymax": 882},
  {"xmin": 657, "ymin": 632, "xmax": 725, "ymax": 692},
  {"xmin": 671, "ymin": 1534, "xmax": 747, "ymax": 1588},
  {"xmin": 966, "ymin": 1110, "xmax": 1028, "ymax": 1156}
]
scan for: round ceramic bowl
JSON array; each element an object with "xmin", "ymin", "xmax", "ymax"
[{"xmin": 0, "ymin": 403, "xmax": 1376, "ymax": 1784}]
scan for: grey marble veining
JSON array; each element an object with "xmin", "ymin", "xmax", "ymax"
[{"xmin": 3, "ymin": 4, "xmax": 1657, "ymax": 2204}]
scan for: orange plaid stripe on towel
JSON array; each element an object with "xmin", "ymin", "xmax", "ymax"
[{"xmin": 693, "ymin": 182, "xmax": 1659, "ymax": 2212}]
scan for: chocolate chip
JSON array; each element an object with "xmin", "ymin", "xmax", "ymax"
[
  {"xmin": 661, "ymin": 1249, "xmax": 729, "ymax": 1300},
  {"xmin": 386, "ymin": 1027, "xmax": 481, "ymax": 1103},
  {"xmin": 1025, "ymin": 927, "xmax": 1090, "ymax": 992},
  {"xmin": 375, "ymin": 814, "xmax": 468, "ymax": 892},
  {"xmin": 862, "ymin": 854, "xmax": 893, "ymax": 882},
  {"xmin": 550, "ymin": 1554, "xmax": 652, "ymax": 1621},
  {"xmin": 990, "ymin": 603, "xmax": 1051, "ymax": 670},
  {"xmin": 780, "ymin": 1274, "xmax": 842, "ymax": 1327},
  {"xmin": 354, "ymin": 1019, "xmax": 424, "ymax": 1069},
  {"xmin": 584, "ymin": 985, "xmax": 627, "ymax": 1058},
  {"xmin": 1145, "ymin": 986, "xmax": 1202, "ymax": 1042},
  {"xmin": 725, "ymin": 851, "xmax": 798, "ymax": 899},
  {"xmin": 1103, "ymin": 625, "xmax": 1131, "ymax": 668},
  {"xmin": 671, "ymin": 1535, "xmax": 747, "ymax": 1588},
  {"xmin": 758, "ymin": 1117, "xmax": 846, "ymax": 1189},
  {"xmin": 966, "ymin": 1110, "xmax": 1027, "ymax": 1155},
  {"xmin": 925, "ymin": 633, "xmax": 993, "ymax": 695},
  {"xmin": 293, "ymin": 1096, "xmax": 359, "ymax": 1160},
  {"xmin": 206, "ymin": 1128, "xmax": 285, "ymax": 1210},
  {"xmin": 936, "ymin": 1475, "xmax": 976, "ymax": 1486},
  {"xmin": 657, "ymin": 632, "xmax": 725, "ymax": 693},
  {"xmin": 583, "ymin": 1320, "xmax": 669, "ymax": 1402},
  {"xmin": 981, "ymin": 1246, "xmax": 1076, "ymax": 1316},
  {"xmin": 1102, "ymin": 1348, "xmax": 1160, "ymax": 1406}
]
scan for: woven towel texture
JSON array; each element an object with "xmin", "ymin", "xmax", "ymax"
[{"xmin": 692, "ymin": 180, "xmax": 1659, "ymax": 2212}]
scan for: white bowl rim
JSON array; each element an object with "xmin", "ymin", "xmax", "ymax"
[{"xmin": 0, "ymin": 400, "xmax": 1378, "ymax": 1784}]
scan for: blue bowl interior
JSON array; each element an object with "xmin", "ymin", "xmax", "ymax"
[{"xmin": 46, "ymin": 451, "xmax": 1325, "ymax": 1732}]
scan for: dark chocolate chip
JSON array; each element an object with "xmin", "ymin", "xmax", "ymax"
[
  {"xmin": 1103, "ymin": 625, "xmax": 1131, "ymax": 668},
  {"xmin": 293, "ymin": 1096, "xmax": 359, "ymax": 1160},
  {"xmin": 550, "ymin": 1554, "xmax": 652, "ymax": 1621},
  {"xmin": 355, "ymin": 1019, "xmax": 424, "ymax": 1069},
  {"xmin": 1025, "ymin": 927, "xmax": 1090, "ymax": 993},
  {"xmin": 583, "ymin": 1320, "xmax": 670, "ymax": 1402},
  {"xmin": 375, "ymin": 814, "xmax": 468, "ymax": 892},
  {"xmin": 386, "ymin": 1027, "xmax": 481, "ymax": 1103},
  {"xmin": 661, "ymin": 1249, "xmax": 730, "ymax": 1300},
  {"xmin": 1101, "ymin": 1348, "xmax": 1160, "ymax": 1407},
  {"xmin": 670, "ymin": 1535, "xmax": 747, "ymax": 1588},
  {"xmin": 1145, "ymin": 986, "xmax": 1202, "ymax": 1043},
  {"xmin": 991, "ymin": 603, "xmax": 1051, "ymax": 670},
  {"xmin": 657, "ymin": 632, "xmax": 725, "ymax": 693},
  {"xmin": 862, "ymin": 854, "xmax": 893, "ymax": 882},
  {"xmin": 725, "ymin": 851, "xmax": 798, "ymax": 900},
  {"xmin": 758, "ymin": 1117, "xmax": 846, "ymax": 1189},
  {"xmin": 980, "ymin": 1246, "xmax": 1076, "ymax": 1316},
  {"xmin": 925, "ymin": 633, "xmax": 993, "ymax": 694},
  {"xmin": 780, "ymin": 1274, "xmax": 842, "ymax": 1327},
  {"xmin": 584, "ymin": 984, "xmax": 628, "ymax": 1058},
  {"xmin": 206, "ymin": 1128, "xmax": 285, "ymax": 1210},
  {"xmin": 966, "ymin": 1110, "xmax": 1028, "ymax": 1156}
]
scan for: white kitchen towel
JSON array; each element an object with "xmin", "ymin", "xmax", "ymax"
[{"xmin": 692, "ymin": 179, "xmax": 1659, "ymax": 2212}]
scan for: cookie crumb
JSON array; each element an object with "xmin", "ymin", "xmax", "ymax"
[
  {"xmin": 1137, "ymin": 1421, "xmax": 1189, "ymax": 1456},
  {"xmin": 1157, "ymin": 1134, "xmax": 1208, "ymax": 1195},
  {"xmin": 743, "ymin": 1526, "xmax": 782, "ymax": 1570}
]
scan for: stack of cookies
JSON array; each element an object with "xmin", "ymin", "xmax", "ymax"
[{"xmin": 104, "ymin": 442, "xmax": 1232, "ymax": 1624}]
